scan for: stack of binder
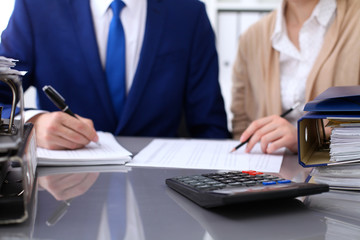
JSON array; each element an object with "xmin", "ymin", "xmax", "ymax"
[
  {"xmin": 298, "ymin": 86, "xmax": 360, "ymax": 190},
  {"xmin": 299, "ymin": 86, "xmax": 360, "ymax": 234}
]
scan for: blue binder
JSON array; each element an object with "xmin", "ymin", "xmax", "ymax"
[
  {"xmin": 304, "ymin": 86, "xmax": 360, "ymax": 112},
  {"xmin": 298, "ymin": 86, "xmax": 360, "ymax": 167}
]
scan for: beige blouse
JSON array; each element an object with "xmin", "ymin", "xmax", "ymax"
[{"xmin": 231, "ymin": 0, "xmax": 360, "ymax": 139}]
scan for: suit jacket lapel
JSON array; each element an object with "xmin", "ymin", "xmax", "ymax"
[
  {"xmin": 115, "ymin": 0, "xmax": 165, "ymax": 133},
  {"xmin": 69, "ymin": 0, "xmax": 118, "ymax": 124}
]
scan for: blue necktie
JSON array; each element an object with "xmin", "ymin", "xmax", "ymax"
[{"xmin": 106, "ymin": 0, "xmax": 126, "ymax": 119}]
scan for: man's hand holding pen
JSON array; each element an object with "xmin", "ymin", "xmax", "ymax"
[
  {"xmin": 26, "ymin": 85, "xmax": 99, "ymax": 150},
  {"xmin": 28, "ymin": 111, "xmax": 98, "ymax": 150}
]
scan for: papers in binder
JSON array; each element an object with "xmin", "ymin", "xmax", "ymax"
[
  {"xmin": 36, "ymin": 132, "xmax": 132, "ymax": 166},
  {"xmin": 328, "ymin": 121, "xmax": 360, "ymax": 162}
]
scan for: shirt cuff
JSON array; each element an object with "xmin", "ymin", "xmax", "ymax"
[{"xmin": 23, "ymin": 109, "xmax": 48, "ymax": 122}]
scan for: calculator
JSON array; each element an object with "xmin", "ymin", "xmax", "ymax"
[{"xmin": 166, "ymin": 171, "xmax": 329, "ymax": 208}]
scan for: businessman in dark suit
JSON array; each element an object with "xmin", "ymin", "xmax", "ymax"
[{"xmin": 0, "ymin": 0, "xmax": 230, "ymax": 150}]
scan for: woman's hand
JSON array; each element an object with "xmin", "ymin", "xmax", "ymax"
[{"xmin": 240, "ymin": 115, "xmax": 298, "ymax": 154}]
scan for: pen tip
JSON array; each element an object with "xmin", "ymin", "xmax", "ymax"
[
  {"xmin": 230, "ymin": 148, "xmax": 236, "ymax": 153},
  {"xmin": 292, "ymin": 102, "xmax": 300, "ymax": 110}
]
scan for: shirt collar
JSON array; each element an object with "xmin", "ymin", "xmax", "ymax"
[
  {"xmin": 91, "ymin": 0, "xmax": 138, "ymax": 17},
  {"xmin": 271, "ymin": 0, "xmax": 286, "ymax": 44},
  {"xmin": 271, "ymin": 0, "xmax": 337, "ymax": 41},
  {"xmin": 314, "ymin": 0, "xmax": 337, "ymax": 27}
]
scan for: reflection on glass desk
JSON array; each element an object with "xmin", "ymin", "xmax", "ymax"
[
  {"xmin": 305, "ymin": 190, "xmax": 360, "ymax": 239},
  {"xmin": 0, "ymin": 137, "xmax": 359, "ymax": 240}
]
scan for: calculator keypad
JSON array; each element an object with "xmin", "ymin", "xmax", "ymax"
[
  {"xmin": 166, "ymin": 170, "xmax": 330, "ymax": 208},
  {"xmin": 174, "ymin": 171, "xmax": 291, "ymax": 192}
]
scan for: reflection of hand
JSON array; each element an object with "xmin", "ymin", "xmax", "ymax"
[
  {"xmin": 27, "ymin": 112, "xmax": 99, "ymax": 150},
  {"xmin": 38, "ymin": 172, "xmax": 99, "ymax": 201},
  {"xmin": 240, "ymin": 115, "xmax": 297, "ymax": 154}
]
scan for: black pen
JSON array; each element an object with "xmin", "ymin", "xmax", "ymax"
[
  {"xmin": 230, "ymin": 102, "xmax": 300, "ymax": 153},
  {"xmin": 42, "ymin": 85, "xmax": 76, "ymax": 117},
  {"xmin": 46, "ymin": 199, "xmax": 73, "ymax": 226},
  {"xmin": 42, "ymin": 85, "xmax": 100, "ymax": 145}
]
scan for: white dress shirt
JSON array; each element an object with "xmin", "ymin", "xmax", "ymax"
[
  {"xmin": 271, "ymin": 0, "xmax": 336, "ymax": 125},
  {"xmin": 90, "ymin": 0, "xmax": 146, "ymax": 93}
]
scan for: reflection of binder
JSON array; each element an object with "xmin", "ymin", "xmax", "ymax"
[
  {"xmin": 0, "ymin": 72, "xmax": 37, "ymax": 224},
  {"xmin": 305, "ymin": 190, "xmax": 360, "ymax": 226},
  {"xmin": 298, "ymin": 86, "xmax": 360, "ymax": 167}
]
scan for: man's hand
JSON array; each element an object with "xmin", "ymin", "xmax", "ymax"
[
  {"xmin": 28, "ymin": 112, "xmax": 99, "ymax": 150},
  {"xmin": 240, "ymin": 115, "xmax": 298, "ymax": 154},
  {"xmin": 38, "ymin": 172, "xmax": 99, "ymax": 201}
]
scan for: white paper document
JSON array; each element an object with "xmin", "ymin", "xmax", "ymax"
[
  {"xmin": 128, "ymin": 139, "xmax": 284, "ymax": 173},
  {"xmin": 37, "ymin": 132, "xmax": 132, "ymax": 166}
]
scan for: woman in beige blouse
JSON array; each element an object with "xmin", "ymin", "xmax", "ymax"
[{"xmin": 231, "ymin": 0, "xmax": 360, "ymax": 154}]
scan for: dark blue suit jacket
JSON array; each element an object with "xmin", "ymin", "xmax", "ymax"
[{"xmin": 0, "ymin": 0, "xmax": 230, "ymax": 138}]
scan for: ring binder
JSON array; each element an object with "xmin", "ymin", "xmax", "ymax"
[
  {"xmin": 298, "ymin": 86, "xmax": 360, "ymax": 167},
  {"xmin": 0, "ymin": 66, "xmax": 37, "ymax": 224}
]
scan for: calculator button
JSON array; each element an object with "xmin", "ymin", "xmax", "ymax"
[
  {"xmin": 231, "ymin": 176, "xmax": 243, "ymax": 180},
  {"xmin": 264, "ymin": 176, "xmax": 278, "ymax": 180},
  {"xmin": 212, "ymin": 183, "xmax": 226, "ymax": 187},
  {"xmin": 214, "ymin": 177, "xmax": 226, "ymax": 181},
  {"xmin": 206, "ymin": 181, "xmax": 220, "ymax": 185},
  {"xmin": 236, "ymin": 178, "xmax": 248, "ymax": 182},
  {"xmin": 243, "ymin": 181, "xmax": 257, "ymax": 186},
  {"xmin": 193, "ymin": 176, "xmax": 206, "ymax": 180},
  {"xmin": 254, "ymin": 177, "xmax": 264, "ymax": 181},
  {"xmin": 223, "ymin": 179, "xmax": 236, "ymax": 183},
  {"xmin": 262, "ymin": 181, "xmax": 277, "ymax": 185},
  {"xmin": 195, "ymin": 184, "xmax": 211, "ymax": 189},
  {"xmin": 246, "ymin": 175, "xmax": 257, "ymax": 179},
  {"xmin": 183, "ymin": 179, "xmax": 198, "ymax": 184},
  {"xmin": 228, "ymin": 182, "xmax": 244, "ymax": 187},
  {"xmin": 202, "ymin": 178, "xmax": 213, "ymax": 182},
  {"xmin": 277, "ymin": 180, "xmax": 291, "ymax": 184},
  {"xmin": 189, "ymin": 182, "xmax": 203, "ymax": 186}
]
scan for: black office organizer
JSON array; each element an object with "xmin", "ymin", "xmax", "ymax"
[{"xmin": 0, "ymin": 71, "xmax": 37, "ymax": 224}]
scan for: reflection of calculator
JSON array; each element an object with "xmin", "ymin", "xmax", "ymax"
[{"xmin": 166, "ymin": 171, "xmax": 329, "ymax": 208}]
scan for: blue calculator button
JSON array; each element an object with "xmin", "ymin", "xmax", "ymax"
[
  {"xmin": 262, "ymin": 181, "xmax": 276, "ymax": 185},
  {"xmin": 277, "ymin": 180, "xmax": 291, "ymax": 184}
]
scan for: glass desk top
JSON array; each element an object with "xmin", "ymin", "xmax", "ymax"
[{"xmin": 0, "ymin": 137, "xmax": 359, "ymax": 240}]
